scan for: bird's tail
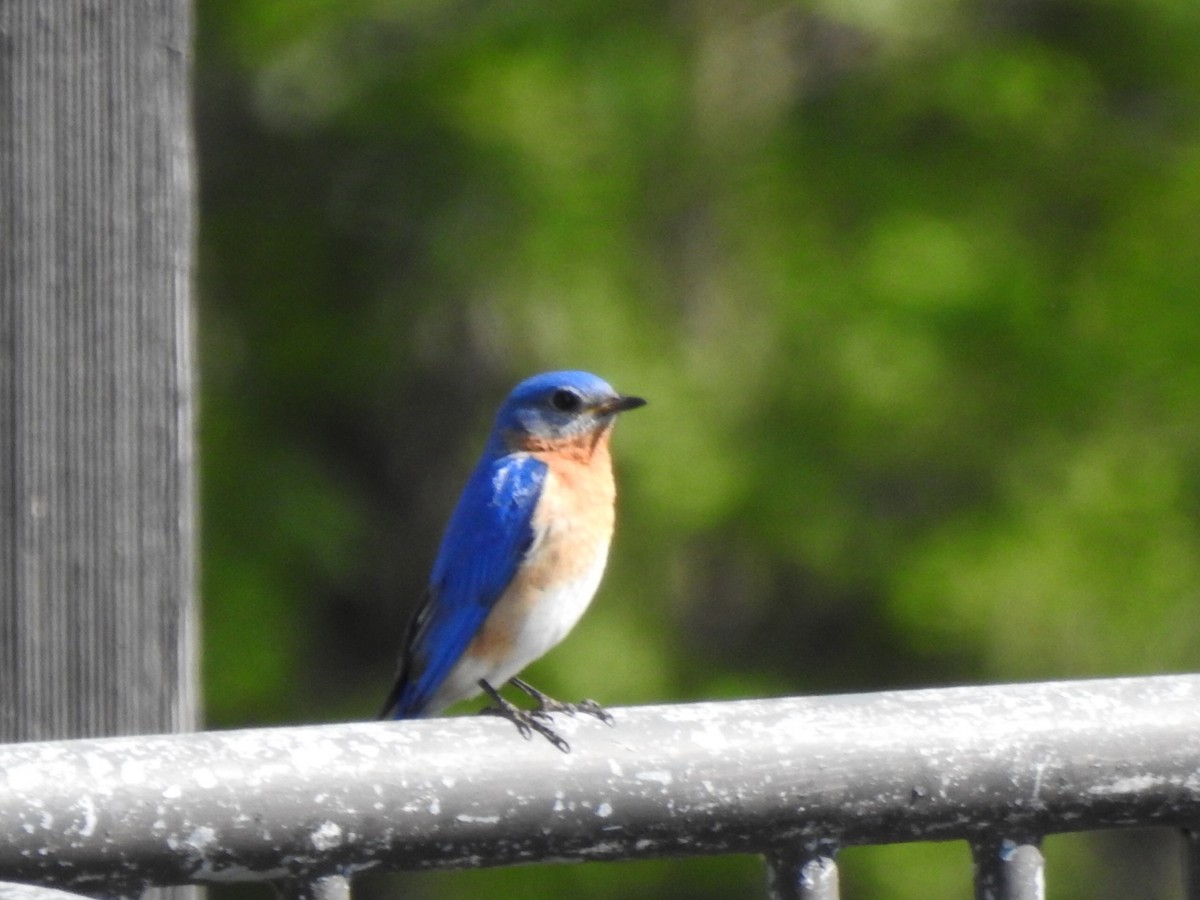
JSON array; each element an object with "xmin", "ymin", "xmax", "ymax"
[
  {"xmin": 380, "ymin": 589, "xmax": 432, "ymax": 719},
  {"xmin": 378, "ymin": 660, "xmax": 413, "ymax": 719}
]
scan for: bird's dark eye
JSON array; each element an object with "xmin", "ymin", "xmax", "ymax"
[{"xmin": 550, "ymin": 388, "xmax": 583, "ymax": 413}]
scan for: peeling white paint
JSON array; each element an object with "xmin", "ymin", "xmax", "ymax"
[
  {"xmin": 289, "ymin": 742, "xmax": 340, "ymax": 772},
  {"xmin": 635, "ymin": 770, "xmax": 673, "ymax": 785},
  {"xmin": 310, "ymin": 821, "xmax": 343, "ymax": 851},
  {"xmin": 85, "ymin": 754, "xmax": 115, "ymax": 781},
  {"xmin": 5, "ymin": 764, "xmax": 43, "ymax": 792},
  {"xmin": 185, "ymin": 826, "xmax": 217, "ymax": 853},
  {"xmin": 120, "ymin": 759, "xmax": 147, "ymax": 785},
  {"xmin": 76, "ymin": 796, "xmax": 97, "ymax": 838},
  {"xmin": 1089, "ymin": 774, "xmax": 1166, "ymax": 795}
]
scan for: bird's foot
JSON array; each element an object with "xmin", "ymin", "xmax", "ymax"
[
  {"xmin": 477, "ymin": 680, "xmax": 571, "ymax": 752},
  {"xmin": 510, "ymin": 676, "xmax": 615, "ymax": 726}
]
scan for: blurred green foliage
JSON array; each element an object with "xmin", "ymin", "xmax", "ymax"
[{"xmin": 195, "ymin": 0, "xmax": 1200, "ymax": 897}]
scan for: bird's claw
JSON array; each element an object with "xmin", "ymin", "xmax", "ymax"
[
  {"xmin": 574, "ymin": 698, "xmax": 616, "ymax": 726},
  {"xmin": 478, "ymin": 705, "xmax": 570, "ymax": 752},
  {"xmin": 509, "ymin": 677, "xmax": 615, "ymax": 726},
  {"xmin": 531, "ymin": 695, "xmax": 614, "ymax": 726},
  {"xmin": 478, "ymin": 679, "xmax": 572, "ymax": 752}
]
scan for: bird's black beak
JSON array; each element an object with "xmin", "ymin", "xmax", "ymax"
[{"xmin": 593, "ymin": 394, "xmax": 647, "ymax": 416}]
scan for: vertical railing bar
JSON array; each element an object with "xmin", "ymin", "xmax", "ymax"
[
  {"xmin": 1182, "ymin": 829, "xmax": 1200, "ymax": 900},
  {"xmin": 765, "ymin": 846, "xmax": 840, "ymax": 900},
  {"xmin": 275, "ymin": 875, "xmax": 351, "ymax": 900},
  {"xmin": 972, "ymin": 837, "xmax": 1044, "ymax": 900}
]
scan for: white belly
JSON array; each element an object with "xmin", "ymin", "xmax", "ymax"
[
  {"xmin": 500, "ymin": 547, "xmax": 608, "ymax": 676},
  {"xmin": 425, "ymin": 542, "xmax": 610, "ymax": 714}
]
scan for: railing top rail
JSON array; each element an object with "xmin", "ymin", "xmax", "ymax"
[{"xmin": 2, "ymin": 674, "xmax": 1199, "ymax": 893}]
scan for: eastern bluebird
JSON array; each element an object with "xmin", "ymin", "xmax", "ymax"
[{"xmin": 379, "ymin": 370, "xmax": 645, "ymax": 751}]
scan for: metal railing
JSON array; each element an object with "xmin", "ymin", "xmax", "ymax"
[{"xmin": 2, "ymin": 675, "xmax": 1200, "ymax": 900}]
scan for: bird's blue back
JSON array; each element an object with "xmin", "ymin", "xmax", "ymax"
[{"xmin": 386, "ymin": 450, "xmax": 548, "ymax": 717}]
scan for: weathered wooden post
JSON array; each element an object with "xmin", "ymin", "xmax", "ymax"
[{"xmin": 0, "ymin": 0, "xmax": 198, "ymax": 767}]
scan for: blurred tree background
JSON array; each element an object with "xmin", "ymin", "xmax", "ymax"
[{"xmin": 195, "ymin": 0, "xmax": 1200, "ymax": 897}]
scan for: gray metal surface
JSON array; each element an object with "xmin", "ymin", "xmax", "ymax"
[
  {"xmin": 0, "ymin": 883, "xmax": 107, "ymax": 900},
  {"xmin": 1, "ymin": 675, "xmax": 1199, "ymax": 893},
  {"xmin": 766, "ymin": 849, "xmax": 840, "ymax": 900},
  {"xmin": 972, "ymin": 838, "xmax": 1044, "ymax": 900},
  {"xmin": 277, "ymin": 876, "xmax": 350, "ymax": 900}
]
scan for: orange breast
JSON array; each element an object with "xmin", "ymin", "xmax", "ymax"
[{"xmin": 464, "ymin": 425, "xmax": 618, "ymax": 664}]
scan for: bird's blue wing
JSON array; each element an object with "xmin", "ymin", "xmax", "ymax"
[{"xmin": 383, "ymin": 452, "xmax": 548, "ymax": 718}]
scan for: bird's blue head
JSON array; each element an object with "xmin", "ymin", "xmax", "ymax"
[{"xmin": 491, "ymin": 370, "xmax": 646, "ymax": 453}]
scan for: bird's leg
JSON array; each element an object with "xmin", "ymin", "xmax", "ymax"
[
  {"xmin": 509, "ymin": 676, "xmax": 615, "ymax": 726},
  {"xmin": 477, "ymin": 679, "xmax": 571, "ymax": 753}
]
